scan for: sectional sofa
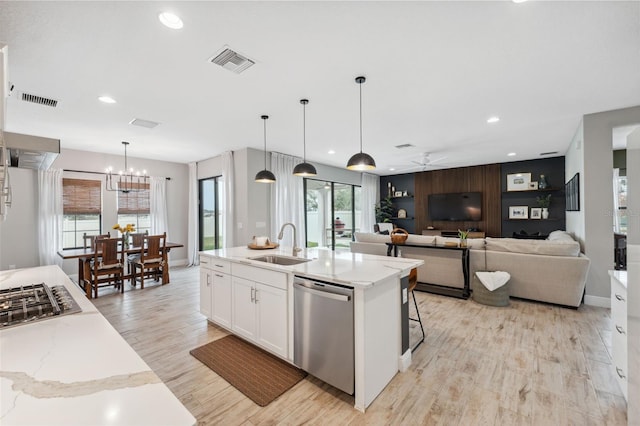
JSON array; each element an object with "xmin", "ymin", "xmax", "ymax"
[{"xmin": 350, "ymin": 230, "xmax": 590, "ymax": 308}]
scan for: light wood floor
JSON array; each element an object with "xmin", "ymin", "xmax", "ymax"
[{"xmin": 92, "ymin": 267, "xmax": 627, "ymax": 425}]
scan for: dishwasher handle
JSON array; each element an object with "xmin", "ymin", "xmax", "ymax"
[{"xmin": 294, "ymin": 282, "xmax": 351, "ymax": 302}]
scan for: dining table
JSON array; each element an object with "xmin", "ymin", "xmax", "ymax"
[{"xmin": 57, "ymin": 242, "xmax": 184, "ymax": 298}]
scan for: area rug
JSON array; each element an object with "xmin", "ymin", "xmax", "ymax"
[{"xmin": 189, "ymin": 335, "xmax": 307, "ymax": 406}]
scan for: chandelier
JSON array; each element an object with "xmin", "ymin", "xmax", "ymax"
[{"xmin": 105, "ymin": 141, "xmax": 148, "ymax": 193}]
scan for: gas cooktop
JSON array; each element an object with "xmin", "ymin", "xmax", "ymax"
[{"xmin": 0, "ymin": 282, "xmax": 82, "ymax": 329}]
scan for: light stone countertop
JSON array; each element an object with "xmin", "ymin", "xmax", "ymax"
[
  {"xmin": 200, "ymin": 246, "xmax": 423, "ymax": 287},
  {"xmin": 609, "ymin": 269, "xmax": 627, "ymax": 289},
  {"xmin": 0, "ymin": 265, "xmax": 196, "ymax": 426}
]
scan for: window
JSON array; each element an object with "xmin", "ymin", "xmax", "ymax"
[
  {"xmin": 117, "ymin": 182, "xmax": 150, "ymax": 234},
  {"xmin": 62, "ymin": 178, "xmax": 102, "ymax": 249},
  {"xmin": 616, "ymin": 175, "xmax": 627, "ymax": 234},
  {"xmin": 199, "ymin": 176, "xmax": 223, "ymax": 250}
]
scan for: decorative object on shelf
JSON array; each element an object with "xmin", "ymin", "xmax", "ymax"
[
  {"xmin": 105, "ymin": 141, "xmax": 148, "ymax": 193},
  {"xmin": 293, "ymin": 99, "xmax": 317, "ymax": 176},
  {"xmin": 402, "ymin": 190, "xmax": 408, "ymax": 196},
  {"xmin": 506, "ymin": 172, "xmax": 531, "ymax": 191},
  {"xmin": 375, "ymin": 196, "xmax": 394, "ymax": 223},
  {"xmin": 346, "ymin": 76, "xmax": 376, "ymax": 170},
  {"xmin": 528, "ymin": 181, "xmax": 538, "ymax": 190},
  {"xmin": 458, "ymin": 229, "xmax": 469, "ymax": 247},
  {"xmin": 536, "ymin": 193, "xmax": 551, "ymax": 219},
  {"xmin": 255, "ymin": 115, "xmax": 276, "ymax": 183},
  {"xmin": 390, "ymin": 228, "xmax": 409, "ymax": 244},
  {"xmin": 387, "ymin": 182, "xmax": 392, "ymax": 198},
  {"xmin": 565, "ymin": 172, "xmax": 580, "ymax": 211},
  {"xmin": 508, "ymin": 206, "xmax": 528, "ymax": 219},
  {"xmin": 112, "ymin": 223, "xmax": 135, "ymax": 248},
  {"xmin": 394, "ymin": 191, "xmax": 403, "ymax": 197},
  {"xmin": 530, "ymin": 207, "xmax": 542, "ymax": 219},
  {"xmin": 538, "ymin": 174, "xmax": 549, "ymax": 189},
  {"xmin": 397, "ymin": 208, "xmax": 407, "ymax": 219}
]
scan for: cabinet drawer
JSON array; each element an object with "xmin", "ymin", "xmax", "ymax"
[
  {"xmin": 233, "ymin": 263, "xmax": 288, "ymax": 290},
  {"xmin": 201, "ymin": 257, "xmax": 231, "ymax": 274}
]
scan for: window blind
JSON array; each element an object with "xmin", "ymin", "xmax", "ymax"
[
  {"xmin": 63, "ymin": 178, "xmax": 101, "ymax": 214},
  {"xmin": 117, "ymin": 183, "xmax": 150, "ymax": 214}
]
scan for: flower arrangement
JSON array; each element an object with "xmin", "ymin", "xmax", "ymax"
[
  {"xmin": 458, "ymin": 229, "xmax": 469, "ymax": 240},
  {"xmin": 112, "ymin": 223, "xmax": 136, "ymax": 234},
  {"xmin": 536, "ymin": 194, "xmax": 551, "ymax": 208}
]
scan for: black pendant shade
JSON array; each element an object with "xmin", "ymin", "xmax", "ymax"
[
  {"xmin": 346, "ymin": 76, "xmax": 376, "ymax": 171},
  {"xmin": 255, "ymin": 115, "xmax": 275, "ymax": 183},
  {"xmin": 293, "ymin": 99, "xmax": 317, "ymax": 177}
]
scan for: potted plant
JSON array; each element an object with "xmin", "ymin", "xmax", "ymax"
[
  {"xmin": 536, "ymin": 194, "xmax": 551, "ymax": 219},
  {"xmin": 375, "ymin": 196, "xmax": 394, "ymax": 225},
  {"xmin": 458, "ymin": 229, "xmax": 469, "ymax": 247}
]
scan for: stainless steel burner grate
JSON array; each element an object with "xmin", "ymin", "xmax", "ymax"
[{"xmin": 0, "ymin": 282, "xmax": 82, "ymax": 328}]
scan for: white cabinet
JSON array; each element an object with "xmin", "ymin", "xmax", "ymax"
[
  {"xmin": 610, "ymin": 271, "xmax": 627, "ymax": 401},
  {"xmin": 232, "ymin": 266, "xmax": 288, "ymax": 358},
  {"xmin": 199, "ymin": 266, "xmax": 212, "ymax": 319},
  {"xmin": 211, "ymin": 271, "xmax": 232, "ymax": 329}
]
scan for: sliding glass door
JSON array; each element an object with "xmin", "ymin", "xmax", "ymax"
[
  {"xmin": 304, "ymin": 179, "xmax": 361, "ymax": 249},
  {"xmin": 199, "ymin": 176, "xmax": 223, "ymax": 250}
]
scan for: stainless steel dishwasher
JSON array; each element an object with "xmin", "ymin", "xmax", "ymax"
[{"xmin": 293, "ymin": 275, "xmax": 354, "ymax": 395}]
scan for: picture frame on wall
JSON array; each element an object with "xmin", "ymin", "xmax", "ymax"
[
  {"xmin": 507, "ymin": 173, "xmax": 531, "ymax": 191},
  {"xmin": 528, "ymin": 181, "xmax": 539, "ymax": 190},
  {"xmin": 509, "ymin": 206, "xmax": 529, "ymax": 219},
  {"xmin": 530, "ymin": 207, "xmax": 542, "ymax": 219},
  {"xmin": 566, "ymin": 173, "xmax": 580, "ymax": 211},
  {"xmin": 394, "ymin": 191, "xmax": 403, "ymax": 197}
]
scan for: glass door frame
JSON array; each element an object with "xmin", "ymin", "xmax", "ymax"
[{"xmin": 199, "ymin": 176, "xmax": 221, "ymax": 251}]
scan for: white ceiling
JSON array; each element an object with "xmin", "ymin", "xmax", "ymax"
[{"xmin": 1, "ymin": 1, "xmax": 639, "ymax": 175}]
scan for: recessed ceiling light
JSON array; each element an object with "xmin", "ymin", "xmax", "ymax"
[
  {"xmin": 507, "ymin": 152, "xmax": 517, "ymax": 157},
  {"xmin": 512, "ymin": 0, "xmax": 528, "ymax": 3},
  {"xmin": 389, "ymin": 168, "xmax": 396, "ymax": 171},
  {"xmin": 98, "ymin": 96, "xmax": 116, "ymax": 104},
  {"xmin": 158, "ymin": 12, "xmax": 183, "ymax": 29},
  {"xmin": 487, "ymin": 116, "xmax": 500, "ymax": 124},
  {"xmin": 328, "ymin": 150, "xmax": 336, "ymax": 155}
]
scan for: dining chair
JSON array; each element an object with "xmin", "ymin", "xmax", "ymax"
[
  {"xmin": 83, "ymin": 232, "xmax": 110, "ymax": 250},
  {"xmin": 86, "ymin": 236, "xmax": 125, "ymax": 298},
  {"xmin": 132, "ymin": 232, "xmax": 167, "ymax": 289},
  {"xmin": 127, "ymin": 230, "xmax": 149, "ymax": 281}
]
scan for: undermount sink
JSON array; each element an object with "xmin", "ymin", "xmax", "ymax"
[{"xmin": 250, "ymin": 255, "xmax": 311, "ymax": 266}]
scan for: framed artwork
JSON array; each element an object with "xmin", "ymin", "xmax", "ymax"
[
  {"xmin": 528, "ymin": 181, "xmax": 539, "ymax": 190},
  {"xmin": 530, "ymin": 207, "xmax": 542, "ymax": 219},
  {"xmin": 507, "ymin": 173, "xmax": 531, "ymax": 191},
  {"xmin": 509, "ymin": 206, "xmax": 529, "ymax": 219},
  {"xmin": 394, "ymin": 191, "xmax": 403, "ymax": 197},
  {"xmin": 397, "ymin": 208, "xmax": 407, "ymax": 218},
  {"xmin": 566, "ymin": 173, "xmax": 580, "ymax": 211}
]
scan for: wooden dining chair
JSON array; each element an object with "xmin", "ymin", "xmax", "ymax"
[
  {"xmin": 85, "ymin": 236, "xmax": 125, "ymax": 298},
  {"xmin": 132, "ymin": 232, "xmax": 167, "ymax": 289},
  {"xmin": 127, "ymin": 230, "xmax": 149, "ymax": 281},
  {"xmin": 83, "ymin": 232, "xmax": 110, "ymax": 250}
]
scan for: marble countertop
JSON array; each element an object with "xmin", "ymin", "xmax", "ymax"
[
  {"xmin": 0, "ymin": 265, "xmax": 196, "ymax": 426},
  {"xmin": 200, "ymin": 246, "xmax": 423, "ymax": 287},
  {"xmin": 609, "ymin": 269, "xmax": 627, "ymax": 289}
]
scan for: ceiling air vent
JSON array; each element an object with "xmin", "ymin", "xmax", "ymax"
[
  {"xmin": 20, "ymin": 92, "xmax": 58, "ymax": 108},
  {"xmin": 395, "ymin": 144, "xmax": 415, "ymax": 149},
  {"xmin": 540, "ymin": 151, "xmax": 558, "ymax": 156},
  {"xmin": 209, "ymin": 48, "xmax": 255, "ymax": 74},
  {"xmin": 129, "ymin": 118, "xmax": 160, "ymax": 129}
]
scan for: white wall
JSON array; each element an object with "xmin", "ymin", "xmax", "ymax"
[
  {"xmin": 581, "ymin": 106, "xmax": 640, "ymax": 300},
  {"xmin": 565, "ymin": 120, "xmax": 585, "ymax": 251},
  {"xmin": 0, "ymin": 148, "xmax": 189, "ymax": 274}
]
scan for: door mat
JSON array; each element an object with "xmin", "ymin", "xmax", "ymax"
[{"xmin": 190, "ymin": 335, "xmax": 307, "ymax": 407}]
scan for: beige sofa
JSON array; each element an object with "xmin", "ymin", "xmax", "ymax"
[{"xmin": 350, "ymin": 230, "xmax": 590, "ymax": 308}]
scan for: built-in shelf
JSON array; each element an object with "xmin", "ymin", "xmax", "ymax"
[
  {"xmin": 502, "ymin": 188, "xmax": 559, "ymax": 194},
  {"xmin": 390, "ymin": 195, "xmax": 414, "ymax": 200},
  {"xmin": 391, "ymin": 217, "xmax": 414, "ymax": 220}
]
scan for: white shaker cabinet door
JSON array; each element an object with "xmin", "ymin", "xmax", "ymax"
[
  {"xmin": 199, "ymin": 268, "xmax": 212, "ymax": 319},
  {"xmin": 232, "ymin": 276, "xmax": 257, "ymax": 341},
  {"xmin": 212, "ymin": 271, "xmax": 232, "ymax": 329},
  {"xmin": 255, "ymin": 282, "xmax": 287, "ymax": 358}
]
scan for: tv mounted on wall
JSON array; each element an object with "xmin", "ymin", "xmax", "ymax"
[{"xmin": 428, "ymin": 192, "xmax": 482, "ymax": 221}]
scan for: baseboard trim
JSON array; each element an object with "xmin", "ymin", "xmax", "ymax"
[
  {"xmin": 584, "ymin": 295, "xmax": 610, "ymax": 308},
  {"xmin": 399, "ymin": 349, "xmax": 412, "ymax": 372},
  {"xmin": 169, "ymin": 258, "xmax": 189, "ymax": 268}
]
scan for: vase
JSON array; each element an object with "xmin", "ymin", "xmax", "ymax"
[
  {"xmin": 459, "ymin": 239, "xmax": 467, "ymax": 248},
  {"xmin": 539, "ymin": 174, "xmax": 548, "ymax": 190},
  {"xmin": 124, "ymin": 232, "xmax": 131, "ymax": 248},
  {"xmin": 542, "ymin": 208, "xmax": 549, "ymax": 219}
]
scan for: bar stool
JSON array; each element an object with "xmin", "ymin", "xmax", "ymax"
[{"xmin": 408, "ymin": 268, "xmax": 425, "ymax": 351}]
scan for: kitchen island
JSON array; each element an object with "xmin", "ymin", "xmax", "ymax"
[
  {"xmin": 199, "ymin": 246, "xmax": 423, "ymax": 412},
  {"xmin": 0, "ymin": 265, "xmax": 196, "ymax": 426}
]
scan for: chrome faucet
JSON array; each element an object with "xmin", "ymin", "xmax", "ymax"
[{"xmin": 278, "ymin": 223, "xmax": 302, "ymax": 257}]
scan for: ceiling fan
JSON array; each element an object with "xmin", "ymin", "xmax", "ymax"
[{"xmin": 410, "ymin": 152, "xmax": 448, "ymax": 169}]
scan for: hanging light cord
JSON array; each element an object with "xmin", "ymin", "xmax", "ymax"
[
  {"xmin": 303, "ymin": 102, "xmax": 307, "ymax": 160},
  {"xmin": 359, "ymin": 81, "xmax": 363, "ymax": 154},
  {"xmin": 263, "ymin": 117, "xmax": 267, "ymax": 170},
  {"xmin": 124, "ymin": 141, "xmax": 129, "ymax": 171}
]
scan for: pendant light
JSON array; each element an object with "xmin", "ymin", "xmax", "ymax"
[
  {"xmin": 293, "ymin": 99, "xmax": 317, "ymax": 176},
  {"xmin": 346, "ymin": 76, "xmax": 376, "ymax": 171},
  {"xmin": 255, "ymin": 115, "xmax": 276, "ymax": 183}
]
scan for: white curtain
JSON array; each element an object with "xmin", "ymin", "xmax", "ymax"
[
  {"xmin": 37, "ymin": 168, "xmax": 63, "ymax": 266},
  {"xmin": 361, "ymin": 173, "xmax": 379, "ymax": 233},
  {"xmin": 221, "ymin": 151, "xmax": 235, "ymax": 248},
  {"xmin": 270, "ymin": 152, "xmax": 305, "ymax": 248},
  {"xmin": 150, "ymin": 176, "xmax": 169, "ymax": 238},
  {"xmin": 187, "ymin": 162, "xmax": 199, "ymax": 266},
  {"xmin": 613, "ymin": 168, "xmax": 621, "ymax": 233}
]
